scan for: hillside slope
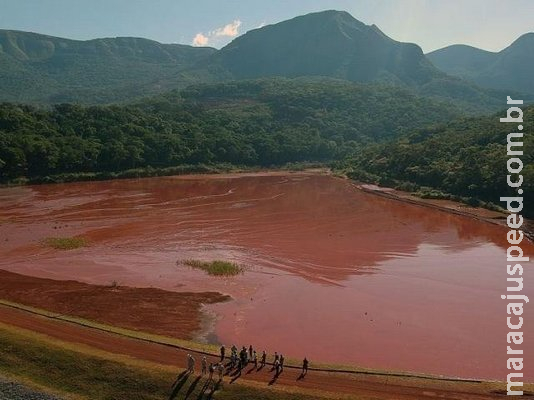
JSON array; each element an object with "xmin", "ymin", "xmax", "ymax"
[
  {"xmin": 428, "ymin": 33, "xmax": 534, "ymax": 95},
  {"xmin": 0, "ymin": 11, "xmax": 511, "ymax": 110},
  {"xmin": 345, "ymin": 106, "xmax": 534, "ymax": 216},
  {"xmin": 0, "ymin": 29, "xmax": 216, "ymax": 103},
  {"xmin": 211, "ymin": 10, "xmax": 437, "ymax": 85}
]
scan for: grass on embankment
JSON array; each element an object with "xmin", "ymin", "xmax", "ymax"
[
  {"xmin": 183, "ymin": 259, "xmax": 243, "ymax": 276},
  {"xmin": 0, "ymin": 323, "xmax": 327, "ymax": 400},
  {"xmin": 42, "ymin": 237, "xmax": 87, "ymax": 250}
]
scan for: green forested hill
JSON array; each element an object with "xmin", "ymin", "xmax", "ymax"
[
  {"xmin": 207, "ymin": 10, "xmax": 506, "ymax": 112},
  {"xmin": 0, "ymin": 11, "xmax": 515, "ymax": 111},
  {"xmin": 211, "ymin": 11, "xmax": 437, "ymax": 85},
  {"xmin": 428, "ymin": 33, "xmax": 534, "ymax": 95},
  {"xmin": 0, "ymin": 29, "xmax": 216, "ymax": 103},
  {"xmin": 0, "ymin": 79, "xmax": 462, "ymax": 181},
  {"xmin": 344, "ymin": 106, "xmax": 533, "ymax": 215}
]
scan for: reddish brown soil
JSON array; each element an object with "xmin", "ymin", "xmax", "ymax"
[
  {"xmin": 0, "ymin": 305, "xmax": 508, "ymax": 400},
  {"xmin": 0, "ymin": 269, "xmax": 228, "ymax": 339}
]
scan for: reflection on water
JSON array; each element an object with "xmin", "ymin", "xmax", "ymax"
[{"xmin": 0, "ymin": 172, "xmax": 532, "ymax": 379}]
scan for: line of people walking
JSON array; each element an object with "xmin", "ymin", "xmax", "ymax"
[{"xmin": 184, "ymin": 344, "xmax": 309, "ymax": 383}]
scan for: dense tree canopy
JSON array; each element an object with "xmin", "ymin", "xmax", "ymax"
[
  {"xmin": 343, "ymin": 106, "xmax": 533, "ymax": 216},
  {"xmin": 0, "ymin": 79, "xmax": 461, "ymax": 181}
]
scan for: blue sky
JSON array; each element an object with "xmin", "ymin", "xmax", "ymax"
[{"xmin": 1, "ymin": 0, "xmax": 533, "ymax": 53}]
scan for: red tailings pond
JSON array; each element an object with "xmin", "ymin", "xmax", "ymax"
[{"xmin": 1, "ymin": 172, "xmax": 532, "ymax": 380}]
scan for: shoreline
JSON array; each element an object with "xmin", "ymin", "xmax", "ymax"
[
  {"xmin": 353, "ymin": 182, "xmax": 508, "ymax": 228},
  {"xmin": 2, "ymin": 312, "xmax": 522, "ymax": 400},
  {"xmin": 0, "ymin": 299, "xmax": 510, "ymax": 384},
  {"xmin": 0, "ymin": 163, "xmax": 328, "ymax": 188},
  {"xmin": 337, "ymin": 177, "xmax": 534, "ymax": 242}
]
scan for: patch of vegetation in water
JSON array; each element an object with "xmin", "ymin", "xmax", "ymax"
[
  {"xmin": 43, "ymin": 237, "xmax": 87, "ymax": 250},
  {"xmin": 182, "ymin": 259, "xmax": 243, "ymax": 276}
]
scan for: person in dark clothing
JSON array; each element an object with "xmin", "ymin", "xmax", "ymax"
[
  {"xmin": 239, "ymin": 347, "xmax": 246, "ymax": 366},
  {"xmin": 201, "ymin": 356, "xmax": 207, "ymax": 376},
  {"xmin": 302, "ymin": 357, "xmax": 309, "ymax": 376},
  {"xmin": 248, "ymin": 345, "xmax": 253, "ymax": 359},
  {"xmin": 279, "ymin": 354, "xmax": 285, "ymax": 372},
  {"xmin": 220, "ymin": 345, "xmax": 225, "ymax": 362},
  {"xmin": 261, "ymin": 350, "xmax": 267, "ymax": 367}
]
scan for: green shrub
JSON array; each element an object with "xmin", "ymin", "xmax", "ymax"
[
  {"xmin": 42, "ymin": 237, "xmax": 87, "ymax": 250},
  {"xmin": 182, "ymin": 259, "xmax": 243, "ymax": 276}
]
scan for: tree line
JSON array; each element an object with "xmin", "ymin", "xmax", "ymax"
[{"xmin": 0, "ymin": 79, "xmax": 460, "ymax": 181}]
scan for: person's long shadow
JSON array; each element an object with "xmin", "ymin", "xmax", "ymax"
[
  {"xmin": 224, "ymin": 364, "xmax": 234, "ymax": 376},
  {"xmin": 268, "ymin": 371, "xmax": 280, "ymax": 386},
  {"xmin": 184, "ymin": 375, "xmax": 201, "ymax": 399},
  {"xmin": 206, "ymin": 379, "xmax": 221, "ymax": 400},
  {"xmin": 168, "ymin": 371, "xmax": 191, "ymax": 400},
  {"xmin": 196, "ymin": 378, "xmax": 212, "ymax": 400},
  {"xmin": 297, "ymin": 371, "xmax": 306, "ymax": 381},
  {"xmin": 229, "ymin": 370, "xmax": 242, "ymax": 384},
  {"xmin": 246, "ymin": 365, "xmax": 256, "ymax": 375}
]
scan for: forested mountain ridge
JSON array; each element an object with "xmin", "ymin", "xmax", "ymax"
[
  {"xmin": 0, "ymin": 11, "xmax": 519, "ymax": 111},
  {"xmin": 427, "ymin": 33, "xmax": 534, "ymax": 95},
  {"xmin": 0, "ymin": 29, "xmax": 216, "ymax": 103},
  {"xmin": 209, "ymin": 10, "xmax": 437, "ymax": 85},
  {"xmin": 202, "ymin": 10, "xmax": 508, "ymax": 111}
]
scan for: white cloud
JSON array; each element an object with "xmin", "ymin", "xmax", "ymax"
[
  {"xmin": 211, "ymin": 20, "xmax": 242, "ymax": 38},
  {"xmin": 192, "ymin": 32, "xmax": 209, "ymax": 47},
  {"xmin": 191, "ymin": 19, "xmax": 242, "ymax": 47}
]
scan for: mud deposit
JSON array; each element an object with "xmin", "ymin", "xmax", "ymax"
[{"xmin": 1, "ymin": 172, "xmax": 532, "ymax": 379}]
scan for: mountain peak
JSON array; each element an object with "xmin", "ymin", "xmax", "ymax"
[
  {"xmin": 214, "ymin": 10, "xmax": 434, "ymax": 85},
  {"xmin": 277, "ymin": 9, "xmax": 369, "ymax": 33},
  {"xmin": 296, "ymin": 9, "xmax": 359, "ymax": 20},
  {"xmin": 506, "ymin": 32, "xmax": 534, "ymax": 50}
]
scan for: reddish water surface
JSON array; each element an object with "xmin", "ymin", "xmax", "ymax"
[{"xmin": 0, "ymin": 172, "xmax": 532, "ymax": 380}]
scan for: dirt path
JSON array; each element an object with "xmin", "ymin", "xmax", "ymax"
[{"xmin": 0, "ymin": 305, "xmax": 507, "ymax": 400}]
